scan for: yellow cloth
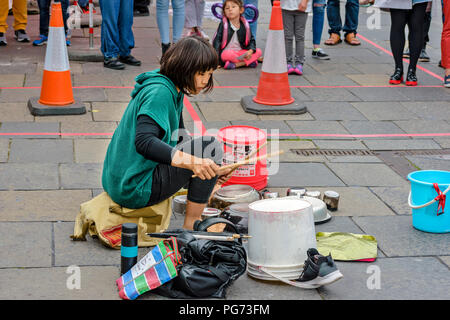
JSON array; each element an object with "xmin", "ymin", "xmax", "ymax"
[
  {"xmin": 0, "ymin": 0, "xmax": 27, "ymax": 33},
  {"xmin": 316, "ymin": 232, "xmax": 378, "ymax": 261},
  {"xmin": 70, "ymin": 191, "xmax": 187, "ymax": 248}
]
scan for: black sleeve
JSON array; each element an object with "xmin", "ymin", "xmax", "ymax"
[{"xmin": 135, "ymin": 115, "xmax": 175, "ymax": 165}]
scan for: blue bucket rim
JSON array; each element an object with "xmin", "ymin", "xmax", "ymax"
[{"xmin": 407, "ymin": 170, "xmax": 450, "ymax": 186}]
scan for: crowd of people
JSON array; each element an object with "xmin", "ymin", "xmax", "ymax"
[{"xmin": 0, "ymin": 0, "xmax": 448, "ymax": 86}]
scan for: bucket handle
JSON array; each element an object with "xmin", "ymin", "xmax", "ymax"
[{"xmin": 408, "ymin": 185, "xmax": 450, "ymax": 209}]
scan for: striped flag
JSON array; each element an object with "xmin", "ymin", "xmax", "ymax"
[{"xmin": 116, "ymin": 237, "xmax": 181, "ymax": 300}]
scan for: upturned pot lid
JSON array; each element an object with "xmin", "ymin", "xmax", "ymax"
[{"xmin": 216, "ymin": 184, "xmax": 255, "ymax": 198}]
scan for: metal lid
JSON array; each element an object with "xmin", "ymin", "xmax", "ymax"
[
  {"xmin": 216, "ymin": 184, "xmax": 255, "ymax": 198},
  {"xmin": 324, "ymin": 190, "xmax": 340, "ymax": 197},
  {"xmin": 121, "ymin": 223, "xmax": 137, "ymax": 234}
]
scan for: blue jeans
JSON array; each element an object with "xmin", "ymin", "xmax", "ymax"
[
  {"xmin": 156, "ymin": 0, "xmax": 185, "ymax": 45},
  {"xmin": 99, "ymin": 0, "xmax": 135, "ymax": 59},
  {"xmin": 244, "ymin": 0, "xmax": 258, "ymax": 37},
  {"xmin": 313, "ymin": 0, "xmax": 326, "ymax": 45},
  {"xmin": 327, "ymin": 0, "xmax": 359, "ymax": 35},
  {"xmin": 37, "ymin": 0, "xmax": 69, "ymax": 36}
]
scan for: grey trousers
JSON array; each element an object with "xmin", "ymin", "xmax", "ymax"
[
  {"xmin": 282, "ymin": 9, "xmax": 308, "ymax": 65},
  {"xmin": 185, "ymin": 0, "xmax": 205, "ymax": 28}
]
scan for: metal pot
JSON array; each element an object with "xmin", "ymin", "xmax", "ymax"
[
  {"xmin": 210, "ymin": 184, "xmax": 261, "ymax": 211},
  {"xmin": 220, "ymin": 202, "xmax": 250, "ymax": 234}
]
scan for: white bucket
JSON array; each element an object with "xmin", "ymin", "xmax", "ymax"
[{"xmin": 247, "ymin": 198, "xmax": 317, "ymax": 281}]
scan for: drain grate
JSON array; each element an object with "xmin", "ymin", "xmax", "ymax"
[
  {"xmin": 293, "ymin": 149, "xmax": 375, "ymax": 156},
  {"xmin": 390, "ymin": 149, "xmax": 450, "ymax": 156}
]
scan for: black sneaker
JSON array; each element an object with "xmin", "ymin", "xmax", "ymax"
[
  {"xmin": 295, "ymin": 248, "xmax": 343, "ymax": 289},
  {"xmin": 312, "ymin": 48, "xmax": 330, "ymax": 60},
  {"xmin": 104, "ymin": 57, "xmax": 125, "ymax": 70},
  {"xmin": 119, "ymin": 55, "xmax": 141, "ymax": 66},
  {"xmin": 161, "ymin": 42, "xmax": 171, "ymax": 56},
  {"xmin": 405, "ymin": 68, "xmax": 418, "ymax": 86},
  {"xmin": 0, "ymin": 32, "xmax": 7, "ymax": 46},
  {"xmin": 14, "ymin": 29, "xmax": 30, "ymax": 42},
  {"xmin": 419, "ymin": 48, "xmax": 430, "ymax": 62}
]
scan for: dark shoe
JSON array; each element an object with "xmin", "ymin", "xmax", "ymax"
[
  {"xmin": 161, "ymin": 42, "xmax": 171, "ymax": 56},
  {"xmin": 14, "ymin": 29, "xmax": 30, "ymax": 42},
  {"xmin": 405, "ymin": 68, "xmax": 418, "ymax": 86},
  {"xmin": 104, "ymin": 57, "xmax": 125, "ymax": 70},
  {"xmin": 0, "ymin": 32, "xmax": 6, "ymax": 46},
  {"xmin": 295, "ymin": 248, "xmax": 343, "ymax": 289},
  {"xmin": 439, "ymin": 60, "xmax": 444, "ymax": 69},
  {"xmin": 444, "ymin": 75, "xmax": 450, "ymax": 88},
  {"xmin": 419, "ymin": 48, "xmax": 430, "ymax": 62},
  {"xmin": 389, "ymin": 67, "xmax": 403, "ymax": 85},
  {"xmin": 119, "ymin": 55, "xmax": 141, "ymax": 66},
  {"xmin": 134, "ymin": 8, "xmax": 150, "ymax": 16},
  {"xmin": 312, "ymin": 48, "xmax": 330, "ymax": 60}
]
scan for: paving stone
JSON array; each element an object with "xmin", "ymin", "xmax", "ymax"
[
  {"xmin": 91, "ymin": 102, "xmax": 128, "ymax": 121},
  {"xmin": 309, "ymin": 62, "xmax": 362, "ymax": 75},
  {"xmin": 0, "ymin": 102, "xmax": 34, "ymax": 122},
  {"xmin": 207, "ymin": 88, "xmax": 255, "ymax": 102},
  {"xmin": 301, "ymin": 87, "xmax": 361, "ymax": 102},
  {"xmin": 350, "ymin": 63, "xmax": 394, "ymax": 75},
  {"xmin": 0, "ymin": 222, "xmax": 52, "ymax": 268},
  {"xmin": 269, "ymin": 140, "xmax": 318, "ymax": 162},
  {"xmin": 0, "ymin": 62, "xmax": 37, "ymax": 74},
  {"xmin": 440, "ymin": 256, "xmax": 450, "ymax": 268},
  {"xmin": 363, "ymin": 139, "xmax": 442, "ymax": 150},
  {"xmin": 74, "ymin": 139, "xmax": 111, "ymax": 163},
  {"xmin": 197, "ymin": 102, "xmax": 258, "ymax": 122},
  {"xmin": 0, "ymin": 74, "xmax": 24, "ymax": 87},
  {"xmin": 350, "ymin": 102, "xmax": 419, "ymax": 121},
  {"xmin": 0, "ymin": 139, "xmax": 9, "ymax": 162},
  {"xmin": 0, "ymin": 266, "xmax": 120, "ymax": 300},
  {"xmin": 341, "ymin": 120, "xmax": 406, "ymax": 139},
  {"xmin": 326, "ymin": 155, "xmax": 383, "ymax": 163},
  {"xmin": 370, "ymin": 186, "xmax": 412, "ymax": 215},
  {"xmin": 72, "ymin": 88, "xmax": 107, "ymax": 102},
  {"xmin": 60, "ymin": 121, "xmax": 116, "ymax": 139},
  {"xmin": 433, "ymin": 137, "xmax": 450, "ymax": 148},
  {"xmin": 302, "ymin": 74, "xmax": 359, "ymax": 86},
  {"xmin": 9, "ymin": 139, "xmax": 73, "ymax": 163},
  {"xmin": 0, "ymin": 163, "xmax": 59, "ymax": 190},
  {"xmin": 213, "ymin": 69, "xmax": 260, "ymax": 87},
  {"xmin": 312, "ymin": 140, "xmax": 368, "ymax": 149},
  {"xmin": 230, "ymin": 120, "xmax": 295, "ymax": 137},
  {"xmin": 0, "ymin": 88, "xmax": 41, "ymax": 103},
  {"xmin": 353, "ymin": 216, "xmax": 450, "ymax": 257},
  {"xmin": 257, "ymin": 112, "xmax": 314, "ymax": 121},
  {"xmin": 405, "ymin": 155, "xmax": 450, "ymax": 171},
  {"xmin": 305, "ymin": 102, "xmax": 367, "ymax": 121},
  {"xmin": 287, "ymin": 120, "xmax": 352, "ymax": 139},
  {"xmin": 394, "ymin": 120, "xmax": 450, "ymax": 139},
  {"xmin": 0, "ymin": 190, "xmax": 92, "ymax": 221},
  {"xmin": 104, "ymin": 88, "xmax": 133, "ymax": 102},
  {"xmin": 0, "ymin": 122, "xmax": 60, "ymax": 139},
  {"xmin": 267, "ymin": 163, "xmax": 345, "ymax": 187},
  {"xmin": 317, "ymin": 257, "xmax": 450, "ymax": 300},
  {"xmin": 400, "ymin": 101, "xmax": 450, "ymax": 120},
  {"xmin": 346, "ymin": 74, "xmax": 392, "ymax": 86},
  {"xmin": 60, "ymin": 163, "xmax": 103, "ymax": 189},
  {"xmin": 73, "ymin": 73, "xmax": 124, "ymax": 87},
  {"xmin": 397, "ymin": 87, "xmax": 450, "ymax": 101},
  {"xmin": 327, "ymin": 163, "xmax": 408, "ymax": 187},
  {"xmin": 347, "ymin": 87, "xmax": 410, "ymax": 102}
]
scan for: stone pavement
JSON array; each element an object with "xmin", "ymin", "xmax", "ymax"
[{"xmin": 0, "ymin": 0, "xmax": 449, "ymax": 302}]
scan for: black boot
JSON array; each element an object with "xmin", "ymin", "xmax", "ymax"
[
  {"xmin": 389, "ymin": 67, "xmax": 403, "ymax": 85},
  {"xmin": 162, "ymin": 43, "xmax": 171, "ymax": 56},
  {"xmin": 405, "ymin": 68, "xmax": 418, "ymax": 86}
]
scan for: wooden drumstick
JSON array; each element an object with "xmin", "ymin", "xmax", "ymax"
[{"xmin": 226, "ymin": 141, "xmax": 267, "ymax": 176}]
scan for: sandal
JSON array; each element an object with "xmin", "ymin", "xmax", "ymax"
[
  {"xmin": 324, "ymin": 33, "xmax": 342, "ymax": 46},
  {"xmin": 345, "ymin": 33, "xmax": 361, "ymax": 46}
]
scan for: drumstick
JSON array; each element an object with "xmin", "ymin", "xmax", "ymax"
[
  {"xmin": 192, "ymin": 150, "xmax": 284, "ymax": 178},
  {"xmin": 227, "ymin": 142, "xmax": 267, "ymax": 176}
]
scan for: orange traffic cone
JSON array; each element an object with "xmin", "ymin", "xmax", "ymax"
[
  {"xmin": 28, "ymin": 2, "xmax": 85, "ymax": 116},
  {"xmin": 241, "ymin": 0, "xmax": 306, "ymax": 114}
]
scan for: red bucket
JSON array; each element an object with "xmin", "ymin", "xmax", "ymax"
[{"xmin": 217, "ymin": 125, "xmax": 267, "ymax": 190}]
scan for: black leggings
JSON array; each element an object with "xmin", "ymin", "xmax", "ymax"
[
  {"xmin": 147, "ymin": 136, "xmax": 223, "ymax": 206},
  {"xmin": 390, "ymin": 3, "xmax": 427, "ymax": 72}
]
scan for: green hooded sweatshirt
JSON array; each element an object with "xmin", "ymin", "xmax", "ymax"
[{"xmin": 102, "ymin": 69, "xmax": 184, "ymax": 209}]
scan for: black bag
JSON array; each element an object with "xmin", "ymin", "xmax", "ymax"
[{"xmin": 153, "ymin": 218, "xmax": 247, "ymax": 299}]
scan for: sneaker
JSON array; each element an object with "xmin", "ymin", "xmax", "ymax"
[
  {"xmin": 104, "ymin": 57, "xmax": 125, "ymax": 70},
  {"xmin": 389, "ymin": 67, "xmax": 403, "ymax": 85},
  {"xmin": 295, "ymin": 248, "xmax": 343, "ymax": 289},
  {"xmin": 439, "ymin": 60, "xmax": 444, "ymax": 69},
  {"xmin": 405, "ymin": 68, "xmax": 418, "ymax": 86},
  {"xmin": 444, "ymin": 75, "xmax": 450, "ymax": 88},
  {"xmin": 33, "ymin": 34, "xmax": 48, "ymax": 46},
  {"xmin": 66, "ymin": 38, "xmax": 71, "ymax": 46},
  {"xmin": 312, "ymin": 48, "xmax": 330, "ymax": 60},
  {"xmin": 196, "ymin": 28, "xmax": 210, "ymax": 41},
  {"xmin": 419, "ymin": 48, "xmax": 430, "ymax": 62},
  {"xmin": 293, "ymin": 64, "xmax": 303, "ymax": 75},
  {"xmin": 161, "ymin": 42, "xmax": 171, "ymax": 56},
  {"xmin": 248, "ymin": 61, "xmax": 258, "ymax": 68},
  {"xmin": 119, "ymin": 55, "xmax": 141, "ymax": 66},
  {"xmin": 287, "ymin": 64, "xmax": 295, "ymax": 74},
  {"xmin": 0, "ymin": 32, "xmax": 6, "ymax": 46},
  {"xmin": 403, "ymin": 48, "xmax": 410, "ymax": 58},
  {"xmin": 224, "ymin": 61, "xmax": 236, "ymax": 69},
  {"xmin": 14, "ymin": 29, "xmax": 30, "ymax": 42}
]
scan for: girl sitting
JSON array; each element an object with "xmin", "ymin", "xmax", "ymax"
[{"xmin": 212, "ymin": 0, "xmax": 262, "ymax": 69}]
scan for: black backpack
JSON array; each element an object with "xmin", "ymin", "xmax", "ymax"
[{"xmin": 153, "ymin": 218, "xmax": 247, "ymax": 299}]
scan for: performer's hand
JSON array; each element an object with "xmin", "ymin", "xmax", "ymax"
[
  {"xmin": 191, "ymin": 158, "xmax": 220, "ymax": 180},
  {"xmin": 216, "ymin": 167, "xmax": 235, "ymax": 185}
]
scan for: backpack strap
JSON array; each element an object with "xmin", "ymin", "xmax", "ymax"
[{"xmin": 193, "ymin": 217, "xmax": 240, "ymax": 234}]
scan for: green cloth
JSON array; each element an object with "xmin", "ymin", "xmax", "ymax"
[
  {"xmin": 102, "ymin": 69, "xmax": 184, "ymax": 209},
  {"xmin": 316, "ymin": 232, "xmax": 378, "ymax": 261}
]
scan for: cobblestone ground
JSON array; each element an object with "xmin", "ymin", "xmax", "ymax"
[{"xmin": 0, "ymin": 0, "xmax": 449, "ymax": 301}]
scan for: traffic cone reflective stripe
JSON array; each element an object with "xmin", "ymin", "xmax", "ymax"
[
  {"xmin": 38, "ymin": 2, "xmax": 75, "ymax": 106},
  {"xmin": 253, "ymin": 1, "xmax": 294, "ymax": 106}
]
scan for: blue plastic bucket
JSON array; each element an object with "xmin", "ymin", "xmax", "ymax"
[{"xmin": 407, "ymin": 170, "xmax": 450, "ymax": 233}]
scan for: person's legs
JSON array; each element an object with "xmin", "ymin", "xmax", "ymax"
[
  {"xmin": 0, "ymin": 0, "xmax": 10, "ymax": 34},
  {"xmin": 195, "ymin": 0, "xmax": 205, "ymax": 28},
  {"xmin": 118, "ymin": 0, "xmax": 135, "ymax": 58},
  {"xmin": 406, "ymin": 3, "xmax": 427, "ymax": 74},
  {"xmin": 36, "ymin": 0, "xmax": 50, "ymax": 36},
  {"xmin": 184, "ymin": 0, "xmax": 196, "ymax": 29},
  {"xmin": 171, "ymin": 0, "xmax": 185, "ymax": 43},
  {"xmin": 282, "ymin": 9, "xmax": 295, "ymax": 66},
  {"xmin": 12, "ymin": 0, "xmax": 27, "ymax": 32},
  {"xmin": 390, "ymin": 9, "xmax": 408, "ymax": 72},
  {"xmin": 148, "ymin": 136, "xmax": 223, "ymax": 229},
  {"xmin": 100, "ymin": 0, "xmax": 121, "ymax": 59},
  {"xmin": 312, "ymin": 0, "xmax": 326, "ymax": 48},
  {"xmin": 327, "ymin": 0, "xmax": 342, "ymax": 35},
  {"xmin": 343, "ymin": 0, "xmax": 358, "ymax": 36},
  {"xmin": 221, "ymin": 49, "xmax": 249, "ymax": 64},
  {"xmin": 441, "ymin": 0, "xmax": 450, "ymax": 85},
  {"xmin": 294, "ymin": 11, "xmax": 307, "ymax": 66},
  {"xmin": 59, "ymin": 0, "xmax": 70, "ymax": 35},
  {"xmin": 156, "ymin": 0, "xmax": 170, "ymax": 45}
]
